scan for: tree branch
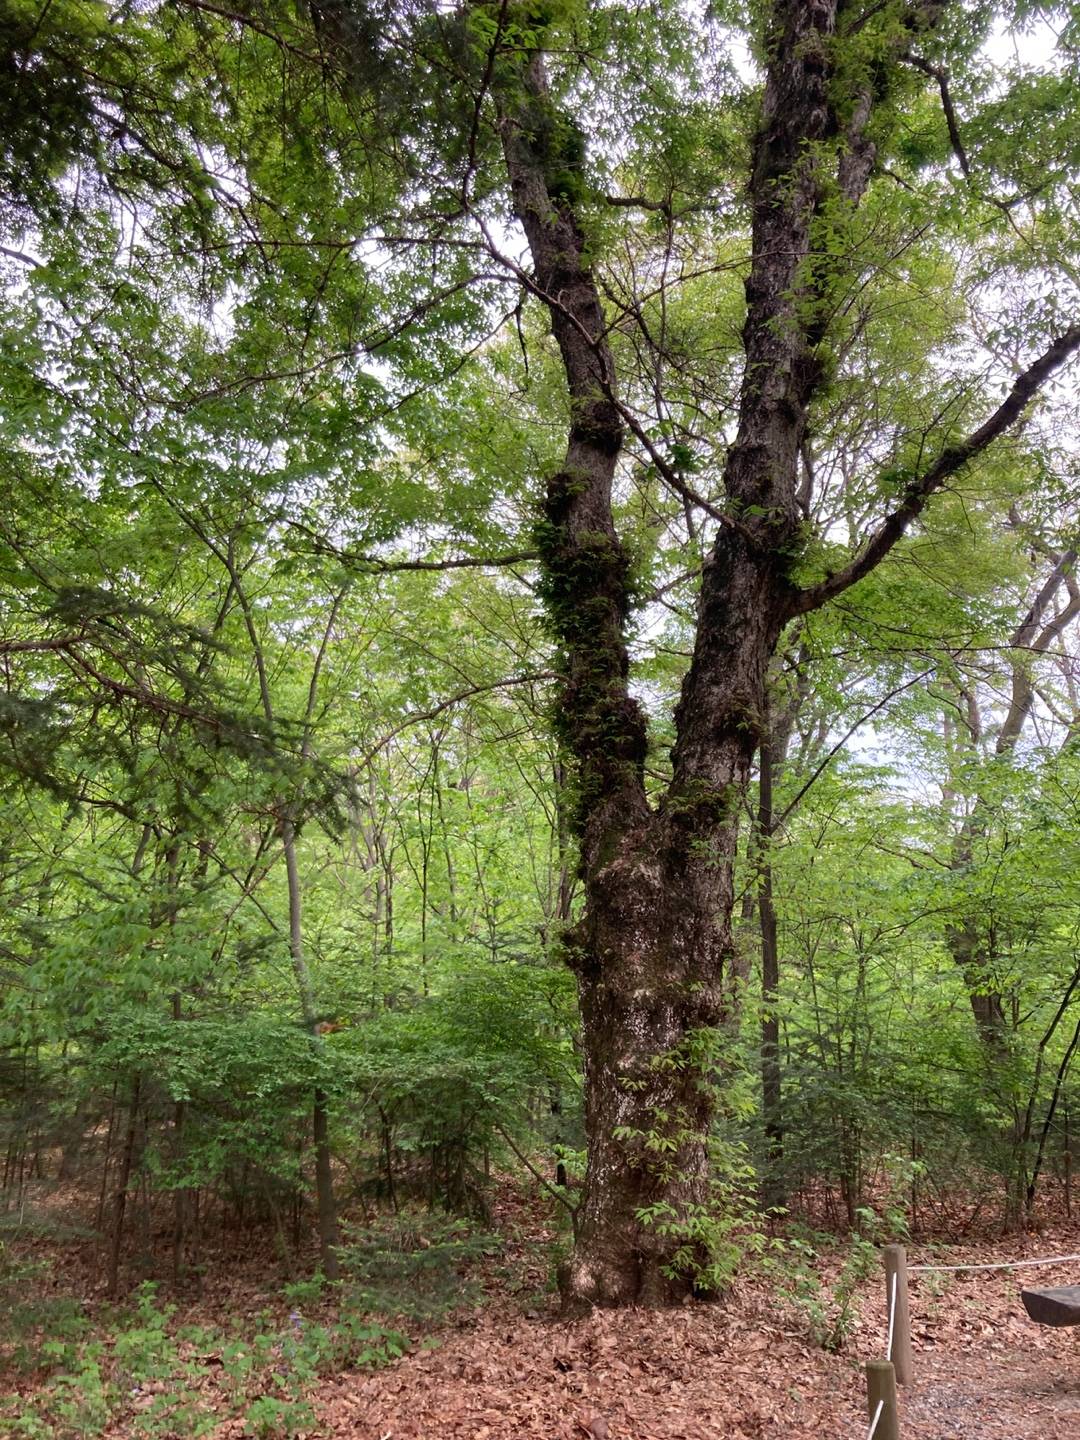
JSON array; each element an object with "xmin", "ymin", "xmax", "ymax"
[
  {"xmin": 0, "ymin": 244, "xmax": 42, "ymax": 269},
  {"xmin": 774, "ymin": 667, "xmax": 936, "ymax": 829},
  {"xmin": 284, "ymin": 520, "xmax": 538, "ymax": 574},
  {"xmin": 360, "ymin": 671, "xmax": 555, "ymax": 765},
  {"xmin": 494, "ymin": 1122, "xmax": 579, "ymax": 1227},
  {"xmin": 791, "ymin": 325, "xmax": 1080, "ymax": 615},
  {"xmin": 903, "ymin": 53, "xmax": 971, "ymax": 178}
]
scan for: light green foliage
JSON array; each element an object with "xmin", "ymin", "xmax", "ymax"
[
  {"xmin": 618, "ymin": 1030, "xmax": 765, "ymax": 1292},
  {"xmin": 777, "ymin": 1229, "xmax": 879, "ymax": 1354},
  {"xmin": 1, "ymin": 0, "xmax": 1080, "ymax": 1353},
  {"xmin": 775, "ymin": 1160, "xmax": 918, "ymax": 1352}
]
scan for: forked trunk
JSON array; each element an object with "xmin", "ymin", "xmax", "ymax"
[
  {"xmin": 290, "ymin": 0, "xmax": 1080, "ymax": 1311},
  {"xmin": 495, "ymin": 1, "xmax": 880, "ymax": 1308},
  {"xmin": 557, "ymin": 550, "xmax": 794, "ymax": 1305}
]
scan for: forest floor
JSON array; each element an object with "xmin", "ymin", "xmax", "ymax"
[
  {"xmin": 294, "ymin": 1218, "xmax": 1080, "ymax": 1440},
  {"xmin": 4, "ymin": 1175, "xmax": 1080, "ymax": 1438}
]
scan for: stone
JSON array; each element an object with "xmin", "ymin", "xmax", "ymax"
[{"xmin": 1020, "ymin": 1285, "xmax": 1080, "ymax": 1327}]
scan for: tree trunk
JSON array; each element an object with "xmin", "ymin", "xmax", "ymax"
[
  {"xmin": 948, "ymin": 912, "xmax": 1008, "ymax": 1050},
  {"xmin": 172, "ymin": 1098, "xmax": 187, "ymax": 1287},
  {"xmin": 106, "ymin": 1076, "xmax": 141, "ymax": 1299},
  {"xmin": 565, "ymin": 872, "xmax": 734, "ymax": 1303},
  {"xmin": 304, "ymin": 0, "xmax": 1080, "ymax": 1308},
  {"xmin": 312, "ymin": 1087, "xmax": 338, "ymax": 1274},
  {"xmin": 220, "ymin": 551, "xmax": 345, "ymax": 1282},
  {"xmin": 758, "ymin": 731, "xmax": 785, "ymax": 1214},
  {"xmin": 496, "ymin": 2, "xmax": 883, "ymax": 1308},
  {"xmin": 282, "ymin": 815, "xmax": 341, "ymax": 1281},
  {"xmin": 946, "ymin": 549, "xmax": 1079, "ymax": 1050}
]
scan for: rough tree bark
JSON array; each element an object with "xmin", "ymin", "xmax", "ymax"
[
  {"xmin": 493, "ymin": 0, "xmax": 1080, "ymax": 1308},
  {"xmin": 491, "ymin": 0, "xmax": 880, "ymax": 1307}
]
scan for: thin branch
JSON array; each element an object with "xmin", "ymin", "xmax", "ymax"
[
  {"xmin": 175, "ymin": 0, "xmax": 320, "ymax": 60},
  {"xmin": 603, "ymin": 193, "xmax": 672, "ymax": 217},
  {"xmin": 285, "ymin": 521, "xmax": 538, "ymax": 574},
  {"xmin": 0, "ymin": 634, "xmax": 86, "ymax": 655},
  {"xmin": 774, "ymin": 667, "xmax": 936, "ymax": 829},
  {"xmin": 903, "ymin": 53, "xmax": 970, "ymax": 178},
  {"xmin": 361, "ymin": 671, "xmax": 555, "ymax": 765},
  {"xmin": 494, "ymin": 1122, "xmax": 579, "ymax": 1224},
  {"xmin": 0, "ymin": 244, "xmax": 42, "ymax": 269}
]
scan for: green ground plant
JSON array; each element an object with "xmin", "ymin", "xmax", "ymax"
[{"xmin": 0, "ymin": 1274, "xmax": 409, "ymax": 1440}]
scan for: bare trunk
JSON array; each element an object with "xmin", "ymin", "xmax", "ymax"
[
  {"xmin": 106, "ymin": 1076, "xmax": 141, "ymax": 1299},
  {"xmin": 758, "ymin": 733, "xmax": 784, "ymax": 1213},
  {"xmin": 948, "ymin": 912, "xmax": 1008, "ymax": 1051},
  {"xmin": 282, "ymin": 815, "xmax": 340, "ymax": 1281},
  {"xmin": 565, "ymin": 862, "xmax": 732, "ymax": 1303},
  {"xmin": 312, "ymin": 1088, "xmax": 338, "ymax": 1271},
  {"xmin": 946, "ymin": 549, "xmax": 1079, "ymax": 1050},
  {"xmin": 95, "ymin": 1081, "xmax": 118, "ymax": 1232},
  {"xmin": 172, "ymin": 1098, "xmax": 187, "ymax": 1287},
  {"xmin": 220, "ymin": 553, "xmax": 345, "ymax": 1281}
]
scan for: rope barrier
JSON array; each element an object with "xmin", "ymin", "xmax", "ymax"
[
  {"xmin": 864, "ymin": 1269, "xmax": 901, "ymax": 1439},
  {"xmin": 864, "ymin": 1242, "xmax": 1080, "ymax": 1433},
  {"xmin": 909, "ymin": 1250, "xmax": 1080, "ymax": 1274}
]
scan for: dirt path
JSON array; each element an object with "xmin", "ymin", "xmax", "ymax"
[
  {"xmin": 903, "ymin": 1346, "xmax": 1080, "ymax": 1439},
  {"xmin": 871, "ymin": 1241, "xmax": 1080, "ymax": 1440}
]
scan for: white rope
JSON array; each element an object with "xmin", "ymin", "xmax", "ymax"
[
  {"xmin": 866, "ymin": 1275, "xmax": 898, "ymax": 1439},
  {"xmin": 909, "ymin": 1250, "xmax": 1080, "ymax": 1274},
  {"xmin": 863, "ymin": 1242, "xmax": 1080, "ymax": 1436},
  {"xmin": 886, "ymin": 1271, "xmax": 897, "ymax": 1361}
]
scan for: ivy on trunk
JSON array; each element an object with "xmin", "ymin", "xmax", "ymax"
[{"xmin": 492, "ymin": 0, "xmax": 1080, "ymax": 1308}]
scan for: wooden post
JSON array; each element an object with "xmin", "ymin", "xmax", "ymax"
[
  {"xmin": 883, "ymin": 1244, "xmax": 913, "ymax": 1385},
  {"xmin": 866, "ymin": 1360, "xmax": 900, "ymax": 1440}
]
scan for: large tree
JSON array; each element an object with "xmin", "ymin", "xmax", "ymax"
[
  {"xmin": 478, "ymin": 1, "xmax": 1080, "ymax": 1305},
  {"xmin": 6, "ymin": 0, "xmax": 1080, "ymax": 1308}
]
